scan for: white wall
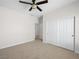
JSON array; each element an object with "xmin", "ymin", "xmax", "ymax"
[
  {"xmin": 0, "ymin": 6, "xmax": 37, "ymax": 49},
  {"xmin": 43, "ymin": 1, "xmax": 79, "ymax": 54}
]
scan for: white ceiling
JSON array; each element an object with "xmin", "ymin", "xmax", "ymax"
[{"xmin": 0, "ymin": 0, "xmax": 78, "ymax": 17}]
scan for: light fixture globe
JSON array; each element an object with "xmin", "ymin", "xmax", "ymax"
[{"xmin": 32, "ymin": 4, "xmax": 37, "ymax": 9}]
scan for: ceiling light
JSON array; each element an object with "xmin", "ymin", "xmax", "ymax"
[{"xmin": 32, "ymin": 4, "xmax": 37, "ymax": 9}]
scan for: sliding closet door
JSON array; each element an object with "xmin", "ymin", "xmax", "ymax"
[{"xmin": 57, "ymin": 17, "xmax": 74, "ymax": 50}]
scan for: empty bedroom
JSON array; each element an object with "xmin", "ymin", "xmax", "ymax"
[{"xmin": 0, "ymin": 0, "xmax": 79, "ymax": 59}]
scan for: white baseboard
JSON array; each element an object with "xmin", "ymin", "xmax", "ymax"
[{"xmin": 0, "ymin": 39, "xmax": 34, "ymax": 49}]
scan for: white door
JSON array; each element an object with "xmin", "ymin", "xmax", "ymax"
[{"xmin": 57, "ymin": 16, "xmax": 74, "ymax": 51}]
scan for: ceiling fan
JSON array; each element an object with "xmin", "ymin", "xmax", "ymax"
[{"xmin": 19, "ymin": 0, "xmax": 48, "ymax": 12}]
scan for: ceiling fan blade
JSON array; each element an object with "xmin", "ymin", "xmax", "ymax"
[
  {"xmin": 19, "ymin": 0, "xmax": 32, "ymax": 5},
  {"xmin": 36, "ymin": 1, "xmax": 48, "ymax": 5},
  {"xmin": 29, "ymin": 7, "xmax": 32, "ymax": 11},
  {"xmin": 37, "ymin": 6, "xmax": 42, "ymax": 12}
]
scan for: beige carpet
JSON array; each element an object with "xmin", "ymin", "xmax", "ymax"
[{"xmin": 0, "ymin": 39, "xmax": 79, "ymax": 59}]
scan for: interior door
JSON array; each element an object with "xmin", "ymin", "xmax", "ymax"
[{"xmin": 57, "ymin": 16, "xmax": 74, "ymax": 51}]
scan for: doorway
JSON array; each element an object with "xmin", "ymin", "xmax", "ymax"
[{"xmin": 35, "ymin": 16, "xmax": 43, "ymax": 41}]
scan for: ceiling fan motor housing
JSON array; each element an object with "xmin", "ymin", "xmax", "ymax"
[{"xmin": 32, "ymin": 4, "xmax": 37, "ymax": 9}]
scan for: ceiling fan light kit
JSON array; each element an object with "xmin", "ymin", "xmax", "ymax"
[
  {"xmin": 19, "ymin": 0, "xmax": 48, "ymax": 12},
  {"xmin": 32, "ymin": 4, "xmax": 37, "ymax": 9}
]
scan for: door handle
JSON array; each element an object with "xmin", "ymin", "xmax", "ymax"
[{"xmin": 72, "ymin": 35, "xmax": 74, "ymax": 37}]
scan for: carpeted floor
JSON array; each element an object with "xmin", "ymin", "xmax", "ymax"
[{"xmin": 0, "ymin": 39, "xmax": 79, "ymax": 59}]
